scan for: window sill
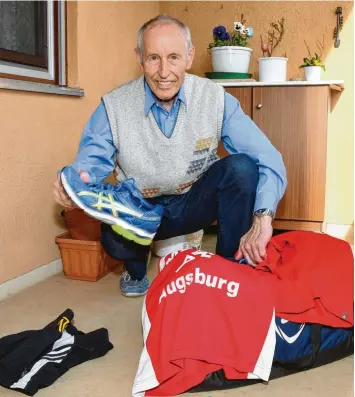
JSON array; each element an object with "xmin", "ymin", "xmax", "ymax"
[{"xmin": 0, "ymin": 78, "xmax": 84, "ymax": 97}]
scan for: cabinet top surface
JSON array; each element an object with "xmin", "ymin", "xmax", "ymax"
[{"xmin": 214, "ymin": 80, "xmax": 344, "ymax": 89}]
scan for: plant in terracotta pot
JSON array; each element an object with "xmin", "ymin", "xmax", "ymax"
[
  {"xmin": 259, "ymin": 17, "xmax": 287, "ymax": 82},
  {"xmin": 299, "ymin": 37, "xmax": 326, "ymax": 82},
  {"xmin": 208, "ymin": 14, "xmax": 254, "ymax": 74}
]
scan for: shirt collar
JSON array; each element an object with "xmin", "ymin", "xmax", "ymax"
[{"xmin": 144, "ymin": 79, "xmax": 187, "ymax": 116}]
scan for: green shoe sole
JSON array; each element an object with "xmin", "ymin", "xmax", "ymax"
[{"xmin": 111, "ymin": 225, "xmax": 153, "ymax": 246}]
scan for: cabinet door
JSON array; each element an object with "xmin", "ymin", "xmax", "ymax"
[
  {"xmin": 252, "ymin": 86, "xmax": 328, "ymax": 222},
  {"xmin": 225, "ymin": 87, "xmax": 252, "ymax": 117},
  {"xmin": 218, "ymin": 87, "xmax": 252, "ymax": 158}
]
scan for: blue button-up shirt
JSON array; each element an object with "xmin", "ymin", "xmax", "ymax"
[{"xmin": 72, "ymin": 80, "xmax": 287, "ymax": 212}]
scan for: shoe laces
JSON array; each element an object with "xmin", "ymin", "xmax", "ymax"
[
  {"xmin": 88, "ymin": 182, "xmax": 117, "ymax": 194},
  {"xmin": 88, "ymin": 178, "xmax": 157, "ymax": 213},
  {"xmin": 122, "ymin": 179, "xmax": 145, "ymax": 200},
  {"xmin": 122, "ymin": 271, "xmax": 146, "ymax": 285},
  {"xmin": 119, "ymin": 179, "xmax": 153, "ymax": 212},
  {"xmin": 123, "ymin": 271, "xmax": 132, "ymax": 283},
  {"xmin": 88, "ymin": 179, "xmax": 140, "ymax": 203},
  {"xmin": 122, "ymin": 271, "xmax": 140, "ymax": 285}
]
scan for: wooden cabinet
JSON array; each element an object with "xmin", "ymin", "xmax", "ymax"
[
  {"xmin": 221, "ymin": 85, "xmax": 330, "ymax": 232},
  {"xmin": 225, "ymin": 87, "xmax": 253, "ymax": 117}
]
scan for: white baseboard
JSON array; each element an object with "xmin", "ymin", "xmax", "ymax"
[
  {"xmin": 0, "ymin": 259, "xmax": 63, "ymax": 301},
  {"xmin": 325, "ymin": 223, "xmax": 354, "ymax": 244}
]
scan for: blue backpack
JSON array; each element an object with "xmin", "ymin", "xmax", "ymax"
[{"xmin": 190, "ymin": 317, "xmax": 353, "ymax": 392}]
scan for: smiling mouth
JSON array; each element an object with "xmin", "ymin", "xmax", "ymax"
[{"xmin": 156, "ymin": 81, "xmax": 175, "ymax": 88}]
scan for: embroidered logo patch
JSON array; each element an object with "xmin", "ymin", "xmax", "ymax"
[{"xmin": 195, "ymin": 137, "xmax": 212, "ymax": 151}]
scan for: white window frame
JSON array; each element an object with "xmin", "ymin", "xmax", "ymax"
[{"xmin": 0, "ymin": 0, "xmax": 66, "ymax": 85}]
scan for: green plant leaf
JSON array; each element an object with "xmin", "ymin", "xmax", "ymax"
[{"xmin": 208, "ymin": 31, "xmax": 249, "ymax": 48}]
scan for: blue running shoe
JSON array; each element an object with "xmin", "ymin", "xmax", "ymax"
[
  {"xmin": 60, "ymin": 166, "xmax": 164, "ymax": 245},
  {"xmin": 120, "ymin": 271, "xmax": 149, "ymax": 297}
]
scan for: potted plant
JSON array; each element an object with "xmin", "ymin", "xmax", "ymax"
[
  {"xmin": 259, "ymin": 17, "xmax": 287, "ymax": 82},
  {"xmin": 299, "ymin": 37, "xmax": 326, "ymax": 81},
  {"xmin": 208, "ymin": 14, "xmax": 254, "ymax": 74}
]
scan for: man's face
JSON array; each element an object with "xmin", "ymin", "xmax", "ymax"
[{"xmin": 138, "ymin": 23, "xmax": 195, "ymax": 102}]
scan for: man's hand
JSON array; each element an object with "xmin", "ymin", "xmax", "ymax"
[
  {"xmin": 52, "ymin": 170, "xmax": 91, "ymax": 209},
  {"xmin": 235, "ymin": 216, "xmax": 273, "ymax": 267}
]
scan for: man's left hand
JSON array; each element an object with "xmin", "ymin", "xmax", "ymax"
[{"xmin": 235, "ymin": 216, "xmax": 273, "ymax": 266}]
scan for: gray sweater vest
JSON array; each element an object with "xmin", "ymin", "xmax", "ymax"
[{"xmin": 102, "ymin": 74, "xmax": 225, "ymax": 197}]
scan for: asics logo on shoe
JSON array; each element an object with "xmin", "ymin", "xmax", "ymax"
[
  {"xmin": 77, "ymin": 191, "xmax": 143, "ymax": 217},
  {"xmin": 276, "ymin": 319, "xmax": 306, "ymax": 344},
  {"xmin": 60, "ymin": 166, "xmax": 163, "ymax": 245}
]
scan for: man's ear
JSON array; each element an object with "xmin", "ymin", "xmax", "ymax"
[
  {"xmin": 135, "ymin": 48, "xmax": 144, "ymax": 72},
  {"xmin": 186, "ymin": 46, "xmax": 195, "ymax": 70}
]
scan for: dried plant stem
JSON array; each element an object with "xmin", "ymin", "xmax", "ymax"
[
  {"xmin": 315, "ymin": 34, "xmax": 325, "ymax": 58},
  {"xmin": 267, "ymin": 17, "xmax": 285, "ymax": 56},
  {"xmin": 304, "ymin": 40, "xmax": 312, "ymax": 58}
]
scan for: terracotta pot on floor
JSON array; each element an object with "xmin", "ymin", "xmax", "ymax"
[
  {"xmin": 57, "ymin": 209, "xmax": 123, "ymax": 281},
  {"xmin": 62, "ymin": 208, "xmax": 101, "ymax": 241}
]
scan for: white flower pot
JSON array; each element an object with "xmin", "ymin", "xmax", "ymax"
[
  {"xmin": 258, "ymin": 57, "xmax": 288, "ymax": 82},
  {"xmin": 303, "ymin": 66, "xmax": 322, "ymax": 81},
  {"xmin": 211, "ymin": 46, "xmax": 253, "ymax": 73}
]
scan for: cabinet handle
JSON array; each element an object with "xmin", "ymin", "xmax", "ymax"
[{"xmin": 257, "ymin": 103, "xmax": 263, "ymax": 109}]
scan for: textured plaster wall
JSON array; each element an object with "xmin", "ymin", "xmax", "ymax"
[
  {"xmin": 0, "ymin": 1, "xmax": 159, "ymax": 284},
  {"xmin": 160, "ymin": 1, "xmax": 354, "ymax": 226}
]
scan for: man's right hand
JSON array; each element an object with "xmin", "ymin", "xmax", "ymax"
[{"xmin": 52, "ymin": 170, "xmax": 91, "ymax": 209}]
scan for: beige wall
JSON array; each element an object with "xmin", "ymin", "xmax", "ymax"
[
  {"xmin": 160, "ymin": 1, "xmax": 354, "ymax": 226},
  {"xmin": 0, "ymin": 1, "xmax": 159, "ymax": 284},
  {"xmin": 0, "ymin": 1, "xmax": 353, "ymax": 284}
]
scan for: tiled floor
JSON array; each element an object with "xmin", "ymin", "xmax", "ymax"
[{"xmin": 0, "ymin": 235, "xmax": 353, "ymax": 396}]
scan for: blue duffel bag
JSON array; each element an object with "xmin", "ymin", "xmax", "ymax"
[
  {"xmin": 189, "ymin": 317, "xmax": 354, "ymax": 392},
  {"xmin": 273, "ymin": 318, "xmax": 353, "ymax": 370}
]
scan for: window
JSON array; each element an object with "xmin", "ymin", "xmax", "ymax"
[{"xmin": 0, "ymin": 0, "xmax": 66, "ymax": 85}]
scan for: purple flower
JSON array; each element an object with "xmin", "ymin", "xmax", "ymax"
[{"xmin": 213, "ymin": 25, "xmax": 229, "ymax": 40}]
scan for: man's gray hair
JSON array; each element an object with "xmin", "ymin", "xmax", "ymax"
[{"xmin": 137, "ymin": 15, "xmax": 193, "ymax": 62}]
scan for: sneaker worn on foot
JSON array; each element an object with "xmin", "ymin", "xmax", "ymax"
[
  {"xmin": 120, "ymin": 271, "xmax": 149, "ymax": 297},
  {"xmin": 60, "ymin": 166, "xmax": 164, "ymax": 245}
]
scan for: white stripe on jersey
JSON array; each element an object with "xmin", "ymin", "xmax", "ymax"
[
  {"xmin": 247, "ymin": 309, "xmax": 276, "ymax": 380},
  {"xmin": 10, "ymin": 331, "xmax": 74, "ymax": 391},
  {"xmin": 132, "ymin": 296, "xmax": 159, "ymax": 397}
]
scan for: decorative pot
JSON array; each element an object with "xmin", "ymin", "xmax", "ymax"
[
  {"xmin": 211, "ymin": 46, "xmax": 253, "ymax": 73},
  {"xmin": 62, "ymin": 208, "xmax": 101, "ymax": 241},
  {"xmin": 258, "ymin": 57, "xmax": 288, "ymax": 82},
  {"xmin": 303, "ymin": 66, "xmax": 322, "ymax": 81},
  {"xmin": 55, "ymin": 232, "xmax": 122, "ymax": 282}
]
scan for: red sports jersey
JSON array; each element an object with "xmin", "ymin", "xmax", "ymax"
[
  {"xmin": 133, "ymin": 249, "xmax": 278, "ymax": 397},
  {"xmin": 258, "ymin": 231, "xmax": 354, "ymax": 328}
]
